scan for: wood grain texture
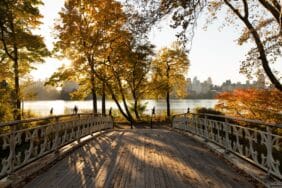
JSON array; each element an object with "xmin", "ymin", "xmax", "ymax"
[{"xmin": 24, "ymin": 129, "xmax": 254, "ymax": 188}]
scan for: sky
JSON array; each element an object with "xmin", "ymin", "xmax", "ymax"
[{"xmin": 31, "ymin": 0, "xmax": 281, "ymax": 85}]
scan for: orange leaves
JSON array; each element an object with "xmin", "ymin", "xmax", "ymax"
[{"xmin": 216, "ymin": 88, "xmax": 282, "ymax": 124}]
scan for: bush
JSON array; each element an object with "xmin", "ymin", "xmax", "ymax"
[
  {"xmin": 0, "ymin": 87, "xmax": 14, "ymax": 122},
  {"xmin": 194, "ymin": 107, "xmax": 225, "ymax": 121}
]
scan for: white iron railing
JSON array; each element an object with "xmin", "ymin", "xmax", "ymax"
[
  {"xmin": 172, "ymin": 113, "xmax": 282, "ymax": 180},
  {"xmin": 0, "ymin": 113, "xmax": 113, "ymax": 178}
]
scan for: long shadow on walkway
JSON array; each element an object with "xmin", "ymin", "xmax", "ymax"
[{"xmin": 24, "ymin": 129, "xmax": 256, "ymax": 188}]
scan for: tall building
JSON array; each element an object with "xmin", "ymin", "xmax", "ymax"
[
  {"xmin": 201, "ymin": 77, "xmax": 213, "ymax": 94},
  {"xmin": 207, "ymin": 77, "xmax": 212, "ymax": 85},
  {"xmin": 256, "ymin": 73, "xmax": 266, "ymax": 89},
  {"xmin": 191, "ymin": 77, "xmax": 202, "ymax": 94},
  {"xmin": 221, "ymin": 80, "xmax": 233, "ymax": 91},
  {"xmin": 186, "ymin": 78, "xmax": 192, "ymax": 92}
]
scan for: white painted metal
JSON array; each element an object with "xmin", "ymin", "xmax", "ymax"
[
  {"xmin": 0, "ymin": 114, "xmax": 113, "ymax": 178},
  {"xmin": 172, "ymin": 113, "xmax": 282, "ymax": 180}
]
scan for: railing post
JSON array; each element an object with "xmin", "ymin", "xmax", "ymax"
[
  {"xmin": 185, "ymin": 109, "xmax": 190, "ymax": 131},
  {"xmin": 9, "ymin": 125, "xmax": 16, "ymax": 174},
  {"xmin": 204, "ymin": 114, "xmax": 208, "ymax": 142},
  {"xmin": 54, "ymin": 117, "xmax": 60, "ymax": 153},
  {"xmin": 192, "ymin": 114, "xmax": 196, "ymax": 134},
  {"xmin": 77, "ymin": 115, "xmax": 82, "ymax": 144},
  {"xmin": 171, "ymin": 115, "xmax": 174, "ymax": 128},
  {"xmin": 266, "ymin": 126, "xmax": 273, "ymax": 177},
  {"xmin": 185, "ymin": 114, "xmax": 188, "ymax": 131},
  {"xmin": 224, "ymin": 118, "xmax": 230, "ymax": 154}
]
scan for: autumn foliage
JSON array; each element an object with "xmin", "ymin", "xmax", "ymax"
[{"xmin": 216, "ymin": 89, "xmax": 282, "ymax": 124}]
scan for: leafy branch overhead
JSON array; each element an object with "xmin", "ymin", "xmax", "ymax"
[{"xmin": 129, "ymin": 0, "xmax": 282, "ymax": 91}]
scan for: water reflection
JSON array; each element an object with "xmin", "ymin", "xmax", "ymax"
[{"xmin": 23, "ymin": 99, "xmax": 218, "ymax": 117}]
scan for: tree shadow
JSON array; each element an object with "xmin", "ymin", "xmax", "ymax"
[{"xmin": 24, "ymin": 129, "xmax": 256, "ymax": 188}]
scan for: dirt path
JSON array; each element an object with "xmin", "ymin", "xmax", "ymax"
[{"xmin": 25, "ymin": 129, "xmax": 255, "ymax": 188}]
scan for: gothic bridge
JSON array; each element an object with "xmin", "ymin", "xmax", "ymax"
[{"xmin": 0, "ymin": 113, "xmax": 281, "ymax": 187}]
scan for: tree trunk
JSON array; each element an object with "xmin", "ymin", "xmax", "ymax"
[
  {"xmin": 166, "ymin": 63, "xmax": 171, "ymax": 118},
  {"xmin": 89, "ymin": 62, "xmax": 97, "ymax": 114},
  {"xmin": 111, "ymin": 93, "xmax": 132, "ymax": 122},
  {"xmin": 133, "ymin": 91, "xmax": 141, "ymax": 120},
  {"xmin": 102, "ymin": 82, "xmax": 106, "ymax": 115},
  {"xmin": 166, "ymin": 90, "xmax": 170, "ymax": 118},
  {"xmin": 134, "ymin": 98, "xmax": 141, "ymax": 120},
  {"xmin": 4, "ymin": 7, "xmax": 22, "ymax": 120},
  {"xmin": 115, "ymin": 75, "xmax": 135, "ymax": 122},
  {"xmin": 90, "ymin": 65, "xmax": 132, "ymax": 121},
  {"xmin": 13, "ymin": 58, "xmax": 21, "ymax": 120},
  {"xmin": 90, "ymin": 75, "xmax": 97, "ymax": 114},
  {"xmin": 91, "ymin": 88, "xmax": 97, "ymax": 114},
  {"xmin": 13, "ymin": 35, "xmax": 21, "ymax": 120},
  {"xmin": 121, "ymin": 94, "xmax": 135, "ymax": 122}
]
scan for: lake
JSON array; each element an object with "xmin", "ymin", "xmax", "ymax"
[{"xmin": 23, "ymin": 99, "xmax": 218, "ymax": 117}]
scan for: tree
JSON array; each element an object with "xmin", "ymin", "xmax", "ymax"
[
  {"xmin": 93, "ymin": 32, "xmax": 139, "ymax": 122},
  {"xmin": 151, "ymin": 42, "xmax": 189, "ymax": 118},
  {"xmin": 126, "ymin": 41, "xmax": 154, "ymax": 120},
  {"xmin": 0, "ymin": 80, "xmax": 13, "ymax": 122},
  {"xmin": 51, "ymin": 0, "xmax": 155, "ymax": 122},
  {"xmin": 120, "ymin": 3, "xmax": 156, "ymax": 120},
  {"xmin": 216, "ymin": 88, "xmax": 282, "ymax": 124},
  {"xmin": 0, "ymin": 0, "xmax": 49, "ymax": 120},
  {"xmin": 53, "ymin": 0, "xmax": 127, "ymax": 114},
  {"xmin": 127, "ymin": 0, "xmax": 282, "ymax": 91}
]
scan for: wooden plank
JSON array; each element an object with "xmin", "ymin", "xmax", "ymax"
[
  {"xmin": 25, "ymin": 131, "xmax": 119, "ymax": 188},
  {"xmin": 93, "ymin": 131, "xmax": 123, "ymax": 187},
  {"xmin": 144, "ymin": 134, "xmax": 154, "ymax": 188},
  {"xmin": 127, "ymin": 140, "xmax": 138, "ymax": 187},
  {"xmin": 135, "ymin": 132, "xmax": 145, "ymax": 188},
  {"xmin": 151, "ymin": 143, "xmax": 160, "ymax": 188},
  {"xmin": 126, "ymin": 146, "xmax": 135, "ymax": 187},
  {"xmin": 112, "ymin": 133, "xmax": 131, "ymax": 188},
  {"xmin": 24, "ymin": 129, "xmax": 256, "ymax": 188},
  {"xmin": 97, "ymin": 131, "xmax": 126, "ymax": 188},
  {"xmin": 168, "ymin": 132, "xmax": 208, "ymax": 187},
  {"xmin": 119, "ymin": 134, "xmax": 133, "ymax": 187},
  {"xmin": 157, "ymin": 134, "xmax": 181, "ymax": 188},
  {"xmin": 151, "ymin": 133, "xmax": 166, "ymax": 188}
]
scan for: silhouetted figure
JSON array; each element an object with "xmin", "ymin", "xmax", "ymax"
[
  {"xmin": 152, "ymin": 107, "xmax": 155, "ymax": 115},
  {"xmin": 187, "ymin": 108, "xmax": 190, "ymax": 114},
  {"xmin": 151, "ymin": 107, "xmax": 155, "ymax": 129},
  {"xmin": 73, "ymin": 105, "xmax": 78, "ymax": 114},
  {"xmin": 50, "ymin": 107, "xmax": 53, "ymax": 115},
  {"xmin": 109, "ymin": 107, "xmax": 112, "ymax": 116}
]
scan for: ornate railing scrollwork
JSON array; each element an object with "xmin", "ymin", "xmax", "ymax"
[
  {"xmin": 172, "ymin": 113, "xmax": 282, "ymax": 180},
  {"xmin": 0, "ymin": 113, "xmax": 113, "ymax": 178}
]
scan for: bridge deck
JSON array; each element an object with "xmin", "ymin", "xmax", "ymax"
[{"xmin": 25, "ymin": 129, "xmax": 254, "ymax": 188}]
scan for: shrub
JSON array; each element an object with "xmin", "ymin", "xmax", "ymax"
[{"xmin": 194, "ymin": 107, "xmax": 225, "ymax": 121}]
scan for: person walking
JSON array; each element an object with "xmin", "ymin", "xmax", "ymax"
[
  {"xmin": 73, "ymin": 105, "xmax": 78, "ymax": 114},
  {"xmin": 50, "ymin": 107, "xmax": 53, "ymax": 115}
]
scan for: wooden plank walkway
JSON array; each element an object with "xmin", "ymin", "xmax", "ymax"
[{"xmin": 24, "ymin": 129, "xmax": 255, "ymax": 188}]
